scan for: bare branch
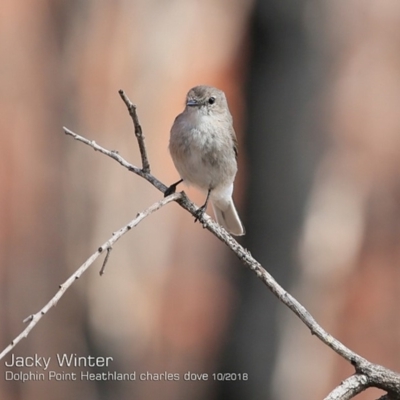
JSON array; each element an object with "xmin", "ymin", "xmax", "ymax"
[
  {"xmin": 3, "ymin": 93, "xmax": 400, "ymax": 398},
  {"xmin": 172, "ymin": 192, "xmax": 364, "ymax": 362},
  {"xmin": 323, "ymin": 375, "xmax": 370, "ymax": 400},
  {"xmin": 63, "ymin": 127, "xmax": 166, "ymax": 193},
  {"xmin": 118, "ymin": 89, "xmax": 150, "ymax": 173},
  {"xmin": 62, "ymin": 116, "xmax": 400, "ymax": 396},
  {"xmin": 62, "ymin": 126, "xmax": 373, "ymax": 370},
  {"xmin": 0, "ymin": 193, "xmax": 180, "ymax": 360},
  {"xmin": 61, "ymin": 97, "xmax": 400, "ymax": 396}
]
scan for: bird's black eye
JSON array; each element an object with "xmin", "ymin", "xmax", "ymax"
[{"xmin": 208, "ymin": 96, "xmax": 216, "ymax": 105}]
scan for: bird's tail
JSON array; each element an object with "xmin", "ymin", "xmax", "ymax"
[{"xmin": 211, "ymin": 198, "xmax": 245, "ymax": 236}]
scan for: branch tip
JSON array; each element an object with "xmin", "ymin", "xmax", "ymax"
[
  {"xmin": 119, "ymin": 89, "xmax": 151, "ymax": 173},
  {"xmin": 100, "ymin": 247, "xmax": 112, "ymax": 276},
  {"xmin": 23, "ymin": 315, "xmax": 33, "ymax": 323}
]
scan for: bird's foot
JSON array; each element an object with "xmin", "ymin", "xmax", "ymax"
[{"xmin": 194, "ymin": 206, "xmax": 206, "ymax": 223}]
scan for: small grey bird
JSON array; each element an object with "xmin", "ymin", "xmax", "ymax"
[{"xmin": 166, "ymin": 85, "xmax": 245, "ymax": 236}]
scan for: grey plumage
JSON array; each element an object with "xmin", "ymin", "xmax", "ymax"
[{"xmin": 168, "ymin": 85, "xmax": 245, "ymax": 236}]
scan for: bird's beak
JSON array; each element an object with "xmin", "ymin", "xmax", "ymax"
[{"xmin": 186, "ymin": 99, "xmax": 198, "ymax": 107}]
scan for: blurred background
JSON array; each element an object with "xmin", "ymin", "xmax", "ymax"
[{"xmin": 1, "ymin": 1, "xmax": 400, "ymax": 399}]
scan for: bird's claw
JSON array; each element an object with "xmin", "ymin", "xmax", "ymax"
[{"xmin": 194, "ymin": 206, "xmax": 206, "ymax": 223}]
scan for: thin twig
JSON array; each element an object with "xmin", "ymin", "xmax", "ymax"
[
  {"xmin": 0, "ymin": 193, "xmax": 180, "ymax": 360},
  {"xmin": 99, "ymin": 246, "xmax": 112, "ymax": 276},
  {"xmin": 63, "ymin": 127, "xmax": 166, "ymax": 193},
  {"xmin": 118, "ymin": 90, "xmax": 150, "ymax": 173}
]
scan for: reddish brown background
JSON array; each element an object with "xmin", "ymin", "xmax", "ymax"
[{"xmin": 1, "ymin": 1, "xmax": 400, "ymax": 400}]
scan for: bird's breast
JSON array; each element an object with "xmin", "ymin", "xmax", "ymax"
[{"xmin": 169, "ymin": 111, "xmax": 237, "ymax": 191}]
